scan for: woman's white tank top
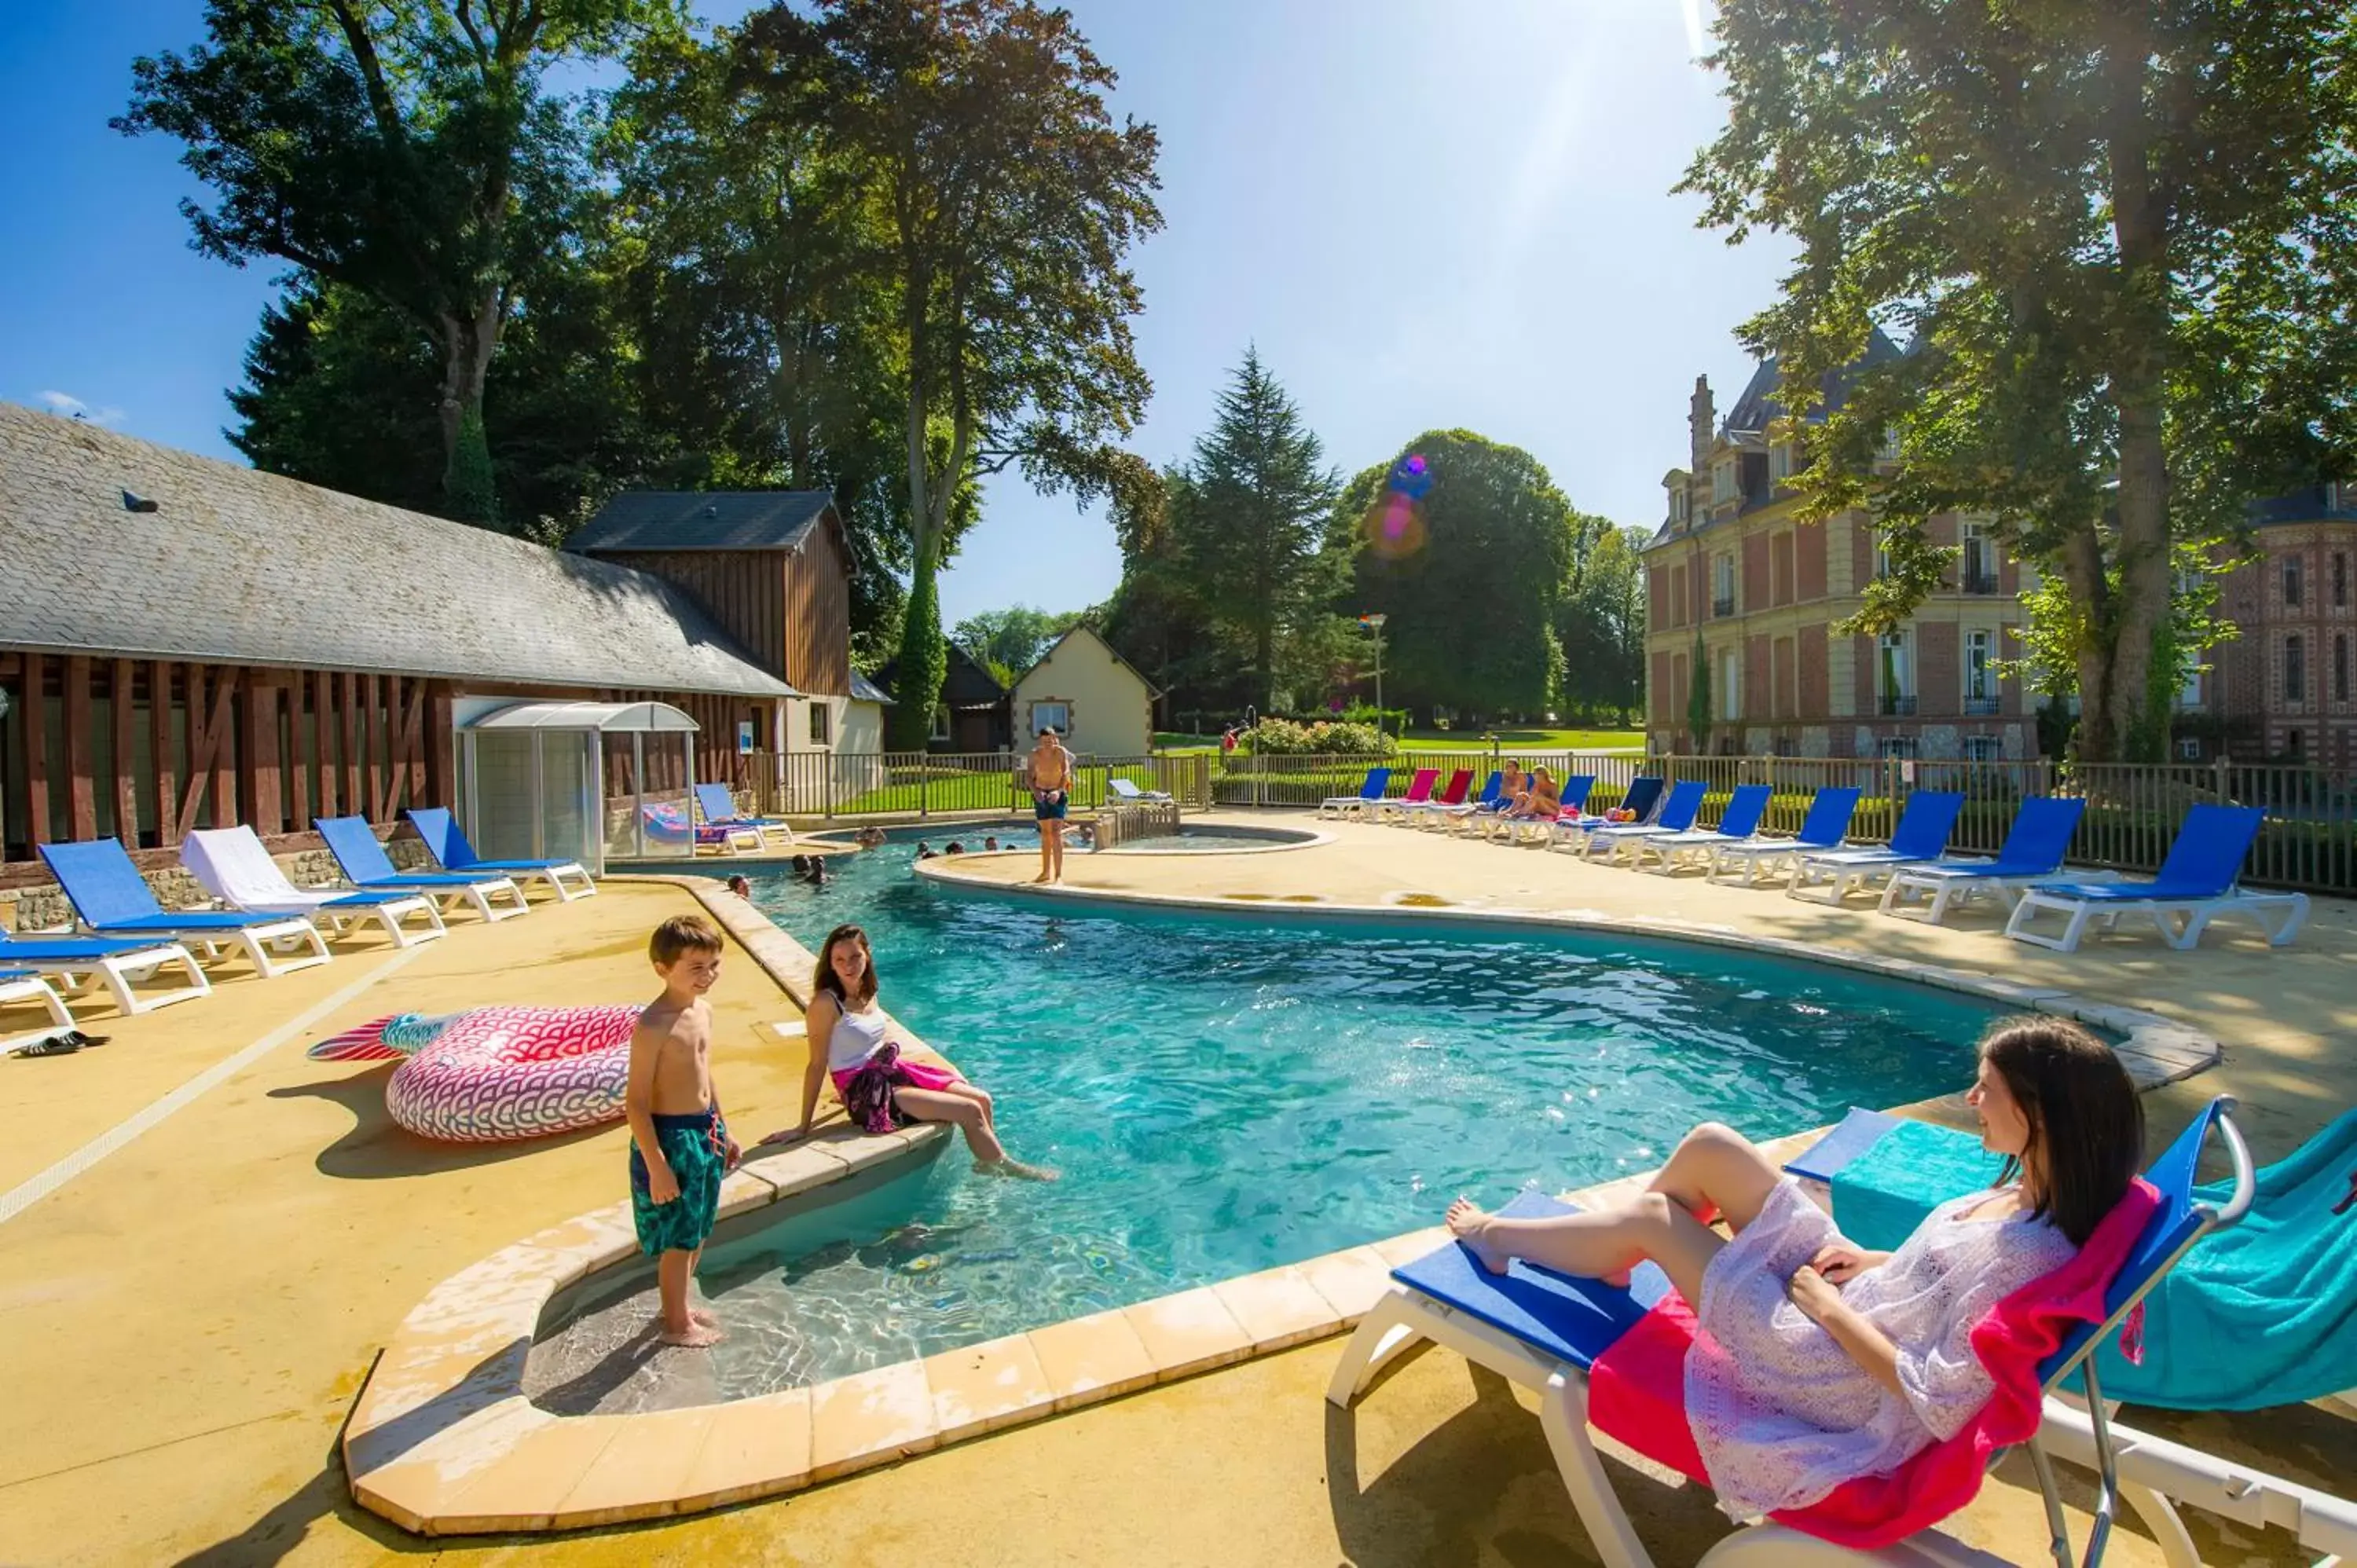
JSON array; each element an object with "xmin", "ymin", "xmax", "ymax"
[{"xmin": 827, "ymin": 1001, "xmax": 889, "ymax": 1072}]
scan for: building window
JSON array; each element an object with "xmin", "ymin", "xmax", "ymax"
[
  {"xmin": 2285, "ymin": 635, "xmax": 2306, "ymax": 703},
  {"xmin": 1875, "ymin": 543, "xmax": 1892, "ymax": 581},
  {"xmin": 1669, "ymin": 489, "xmax": 1688, "ymax": 526},
  {"xmin": 2335, "ymin": 551, "xmax": 2348, "ymax": 607},
  {"xmin": 2284, "ymin": 555, "xmax": 2304, "ymax": 608},
  {"xmin": 2176, "ymin": 736, "xmax": 2203, "ymax": 761},
  {"xmin": 1877, "ymin": 629, "xmax": 1915, "ymax": 716},
  {"xmin": 1712, "ymin": 555, "xmax": 1736, "ymax": 618},
  {"xmin": 1963, "ymin": 735, "xmax": 2000, "ymax": 762},
  {"xmin": 2177, "ymin": 651, "xmax": 2202, "ymax": 710},
  {"xmin": 1031, "ymin": 701, "xmax": 1072, "ymax": 738},
  {"xmin": 1878, "ymin": 736, "xmax": 1920, "ymax": 760},
  {"xmin": 1772, "ymin": 735, "xmax": 1798, "ymax": 757},
  {"xmin": 1963, "ymin": 629, "xmax": 1997, "ymax": 713},
  {"xmin": 2337, "ymin": 633, "xmax": 2350, "ymax": 703},
  {"xmin": 1769, "ymin": 442, "xmax": 1792, "ymax": 482},
  {"xmin": 1712, "ymin": 460, "xmax": 1737, "ymax": 504},
  {"xmin": 1718, "ymin": 649, "xmax": 1739, "ymax": 722},
  {"xmin": 929, "ymin": 705, "xmax": 951, "ymax": 744},
  {"xmin": 2287, "ymin": 727, "xmax": 2305, "ymax": 759},
  {"xmin": 1960, "ymin": 522, "xmax": 1997, "ymax": 594},
  {"xmin": 808, "ymin": 702, "xmax": 831, "ymax": 746},
  {"xmin": 1876, "ymin": 429, "xmax": 1901, "ymax": 463}
]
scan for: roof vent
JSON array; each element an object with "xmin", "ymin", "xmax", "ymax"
[
  {"xmin": 703, "ymin": 503, "xmax": 719, "ymax": 518},
  {"xmin": 122, "ymin": 490, "xmax": 159, "ymax": 514}
]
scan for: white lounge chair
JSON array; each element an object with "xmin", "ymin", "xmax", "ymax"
[
  {"xmin": 1706, "ymin": 786, "xmax": 1861, "ymax": 885},
  {"xmin": 0, "ymin": 934, "xmax": 211, "ymax": 1016},
  {"xmin": 1629, "ymin": 783, "xmax": 1772, "ymax": 874},
  {"xmin": 1878, "ymin": 797, "xmax": 2087, "ymax": 925},
  {"xmin": 1320, "ymin": 767, "xmax": 1393, "ymax": 819},
  {"xmin": 1, "ymin": 969, "xmax": 75, "ymax": 1056},
  {"xmin": 1784, "ymin": 790, "xmax": 1966, "ymax": 904},
  {"xmin": 181, "ymin": 826, "xmax": 447, "ymax": 947},
  {"xmin": 1107, "ymin": 777, "xmax": 1172, "ymax": 804},
  {"xmin": 407, "ymin": 808, "xmax": 596, "ymax": 902},
  {"xmin": 1538, "ymin": 775, "xmax": 1648, "ymax": 851},
  {"xmin": 2005, "ymin": 804, "xmax": 2308, "ymax": 953},
  {"xmin": 1328, "ymin": 1100, "xmax": 2254, "ymax": 1568},
  {"xmin": 38, "ymin": 839, "xmax": 334, "ymax": 978}
]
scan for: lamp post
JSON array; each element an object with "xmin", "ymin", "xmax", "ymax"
[{"xmin": 1358, "ymin": 613, "xmax": 1387, "ymax": 733}]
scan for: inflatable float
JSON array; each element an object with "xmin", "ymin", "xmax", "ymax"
[{"xmin": 308, "ymin": 1005, "xmax": 641, "ymax": 1142}]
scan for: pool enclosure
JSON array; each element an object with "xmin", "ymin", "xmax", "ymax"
[{"xmin": 456, "ymin": 699, "xmax": 706, "ymax": 873}]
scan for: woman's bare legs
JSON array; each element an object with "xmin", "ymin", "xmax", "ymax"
[
  {"xmin": 893, "ymin": 1083, "xmax": 1058, "ymax": 1180},
  {"xmin": 1445, "ymin": 1123, "xmax": 1784, "ymax": 1306}
]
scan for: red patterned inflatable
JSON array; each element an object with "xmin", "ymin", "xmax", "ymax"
[{"xmin": 307, "ymin": 1006, "xmax": 640, "ymax": 1142}]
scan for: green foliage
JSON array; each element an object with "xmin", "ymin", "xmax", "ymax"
[
  {"xmin": 889, "ymin": 555, "xmax": 948, "ymax": 751},
  {"xmin": 1239, "ymin": 719, "xmax": 1391, "ymax": 757},
  {"xmin": 1344, "ymin": 430, "xmax": 1576, "ymax": 717},
  {"xmin": 953, "ymin": 606, "xmax": 1090, "ymax": 677},
  {"xmin": 1680, "ymin": 0, "xmax": 2357, "ymax": 760},
  {"xmin": 1556, "ymin": 525, "xmax": 1648, "ymax": 724},
  {"xmin": 445, "ymin": 405, "xmax": 498, "ymax": 526},
  {"xmin": 1685, "ymin": 631, "xmax": 1711, "ymax": 748}
]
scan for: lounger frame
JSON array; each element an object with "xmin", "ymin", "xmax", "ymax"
[
  {"xmin": 1784, "ymin": 850, "xmax": 1920, "ymax": 905},
  {"xmin": 313, "ymin": 895, "xmax": 449, "ymax": 947},
  {"xmin": 1, "ymin": 972, "xmax": 75, "ymax": 1056},
  {"xmin": 2004, "ymin": 885, "xmax": 2310, "ymax": 953},
  {"xmin": 1878, "ymin": 863, "xmax": 2051, "ymax": 925},
  {"xmin": 2, "ymin": 941, "xmax": 211, "ymax": 1016}
]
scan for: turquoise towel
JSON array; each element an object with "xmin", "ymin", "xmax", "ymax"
[{"xmin": 1827, "ymin": 1108, "xmax": 2357, "ymax": 1411}]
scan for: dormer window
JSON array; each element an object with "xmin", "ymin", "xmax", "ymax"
[
  {"xmin": 1669, "ymin": 489, "xmax": 1688, "ymax": 526},
  {"xmin": 1769, "ymin": 443, "xmax": 1792, "ymax": 483},
  {"xmin": 1712, "ymin": 460, "xmax": 1737, "ymax": 504}
]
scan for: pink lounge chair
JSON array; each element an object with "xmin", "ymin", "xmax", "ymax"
[{"xmin": 1371, "ymin": 768, "xmax": 1441, "ymax": 823}]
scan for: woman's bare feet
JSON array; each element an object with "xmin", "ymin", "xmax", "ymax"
[
  {"xmin": 1446, "ymin": 1197, "xmax": 1512, "ymax": 1275},
  {"xmin": 688, "ymin": 1306, "xmax": 720, "ymax": 1328},
  {"xmin": 977, "ymin": 1157, "xmax": 1061, "ymax": 1181},
  {"xmin": 659, "ymin": 1318, "xmax": 724, "ymax": 1349}
]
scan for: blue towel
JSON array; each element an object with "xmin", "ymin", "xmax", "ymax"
[{"xmin": 1825, "ymin": 1109, "xmax": 2357, "ymax": 1410}]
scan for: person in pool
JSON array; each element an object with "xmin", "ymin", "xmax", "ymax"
[
  {"xmin": 1442, "ymin": 1017, "xmax": 2142, "ymax": 1522},
  {"xmin": 943, "ymin": 841, "xmax": 966, "ymax": 855},
  {"xmin": 761, "ymin": 924, "xmax": 1055, "ymax": 1180},
  {"xmin": 983, "ymin": 836, "xmax": 1000, "ymax": 852},
  {"xmin": 913, "ymin": 841, "xmax": 936, "ymax": 861},
  {"xmin": 725, "ymin": 874, "xmax": 752, "ymax": 898}
]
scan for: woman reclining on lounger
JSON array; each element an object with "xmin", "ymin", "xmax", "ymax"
[
  {"xmin": 1503, "ymin": 766, "xmax": 1560, "ymax": 820},
  {"xmin": 1445, "ymin": 1017, "xmax": 2141, "ymax": 1520}
]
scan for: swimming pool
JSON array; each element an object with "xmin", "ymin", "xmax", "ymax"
[{"xmin": 577, "ymin": 840, "xmax": 2005, "ymax": 1399}]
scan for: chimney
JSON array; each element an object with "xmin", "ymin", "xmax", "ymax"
[{"xmin": 1688, "ymin": 374, "xmax": 1715, "ymax": 478}]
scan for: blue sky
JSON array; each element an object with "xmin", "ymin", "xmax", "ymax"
[{"xmin": 0, "ymin": 1, "xmax": 1791, "ymax": 628}]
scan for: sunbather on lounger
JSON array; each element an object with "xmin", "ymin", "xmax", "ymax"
[
  {"xmin": 1444, "ymin": 1018, "xmax": 2140, "ymax": 1520},
  {"xmin": 1503, "ymin": 767, "xmax": 1560, "ymax": 819}
]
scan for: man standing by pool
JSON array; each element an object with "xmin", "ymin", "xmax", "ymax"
[{"xmin": 1027, "ymin": 726, "xmax": 1076, "ymax": 884}]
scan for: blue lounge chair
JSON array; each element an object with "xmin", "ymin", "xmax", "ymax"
[
  {"xmin": 1632, "ymin": 782, "xmax": 1772, "ymax": 875},
  {"xmin": 38, "ymin": 839, "xmax": 332, "ymax": 978},
  {"xmin": 0, "ymin": 932, "xmax": 211, "ymax": 1015},
  {"xmin": 1878, "ymin": 797, "xmax": 2088, "ymax": 925},
  {"xmin": 1328, "ymin": 1100, "xmax": 2258, "ymax": 1568},
  {"xmin": 313, "ymin": 816, "xmax": 531, "ymax": 922},
  {"xmin": 1536, "ymin": 775, "xmax": 1650, "ymax": 848},
  {"xmin": 1498, "ymin": 772, "xmax": 1601, "ymax": 846},
  {"xmin": 179, "ymin": 825, "xmax": 447, "ymax": 948},
  {"xmin": 1318, "ymin": 766, "xmax": 1392, "ymax": 819},
  {"xmin": 1578, "ymin": 779, "xmax": 1708, "ymax": 863},
  {"xmin": 1428, "ymin": 771, "xmax": 1505, "ymax": 831},
  {"xmin": 1785, "ymin": 789, "xmax": 1967, "ymax": 904},
  {"xmin": 2005, "ymin": 804, "xmax": 2308, "ymax": 952},
  {"xmin": 406, "ymin": 808, "xmax": 596, "ymax": 903},
  {"xmin": 1706, "ymin": 786, "xmax": 1862, "ymax": 885},
  {"xmin": 693, "ymin": 782, "xmax": 794, "ymax": 846}
]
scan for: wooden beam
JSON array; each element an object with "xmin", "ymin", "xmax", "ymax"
[
  {"xmin": 426, "ymin": 681, "xmax": 456, "ymax": 810},
  {"xmin": 63, "ymin": 655, "xmax": 97, "ymax": 841},
  {"xmin": 111, "ymin": 659, "xmax": 138, "ymax": 844},
  {"xmin": 364, "ymin": 673, "xmax": 386, "ymax": 822},
  {"xmin": 313, "ymin": 669, "xmax": 337, "ymax": 820},
  {"xmin": 212, "ymin": 666, "xmax": 238, "ymax": 827},
  {"xmin": 243, "ymin": 673, "xmax": 282, "ymax": 834},
  {"xmin": 390, "ymin": 676, "xmax": 427, "ymax": 816},
  {"xmin": 150, "ymin": 661, "xmax": 178, "ymax": 844},
  {"xmin": 179, "ymin": 665, "xmax": 236, "ymax": 832},
  {"xmin": 17, "ymin": 651, "xmax": 47, "ymax": 845},
  {"xmin": 339, "ymin": 671, "xmax": 361, "ymax": 820},
  {"xmin": 288, "ymin": 674, "xmax": 310, "ymax": 830}
]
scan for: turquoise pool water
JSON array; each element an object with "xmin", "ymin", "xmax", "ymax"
[{"xmin": 631, "ymin": 837, "xmax": 2003, "ymax": 1395}]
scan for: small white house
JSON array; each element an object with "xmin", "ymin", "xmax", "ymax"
[
  {"xmin": 842, "ymin": 669, "xmax": 892, "ymax": 753},
  {"xmin": 1011, "ymin": 626, "xmax": 1158, "ymax": 756}
]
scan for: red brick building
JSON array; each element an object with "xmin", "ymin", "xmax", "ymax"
[{"xmin": 2183, "ymin": 485, "xmax": 2357, "ymax": 775}]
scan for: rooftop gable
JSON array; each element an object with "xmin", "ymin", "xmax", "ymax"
[{"xmin": 566, "ymin": 490, "xmax": 837, "ymax": 554}]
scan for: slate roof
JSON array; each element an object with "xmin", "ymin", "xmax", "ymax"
[
  {"xmin": 874, "ymin": 642, "xmax": 1009, "ymax": 710},
  {"xmin": 0, "ymin": 403, "xmax": 795, "ymax": 698},
  {"xmin": 566, "ymin": 490, "xmax": 836, "ymax": 554},
  {"xmin": 1723, "ymin": 326, "xmax": 1906, "ymax": 435},
  {"xmin": 849, "ymin": 668, "xmax": 895, "ymax": 705}
]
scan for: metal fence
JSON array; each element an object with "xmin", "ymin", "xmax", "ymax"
[
  {"xmin": 1216, "ymin": 750, "xmax": 2357, "ymax": 897},
  {"xmin": 729, "ymin": 751, "xmax": 1214, "ymax": 819}
]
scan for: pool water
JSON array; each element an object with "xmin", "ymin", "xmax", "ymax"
[{"xmin": 639, "ymin": 839, "xmax": 2001, "ymax": 1395}]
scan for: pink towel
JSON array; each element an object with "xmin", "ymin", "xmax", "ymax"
[{"xmin": 1589, "ymin": 1178, "xmax": 2159, "ymax": 1548}]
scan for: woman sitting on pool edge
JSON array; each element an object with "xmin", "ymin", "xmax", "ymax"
[
  {"xmin": 761, "ymin": 923, "xmax": 1056, "ymax": 1180},
  {"xmin": 1442, "ymin": 1017, "xmax": 2141, "ymax": 1521}
]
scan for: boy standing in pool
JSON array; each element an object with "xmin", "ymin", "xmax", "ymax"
[
  {"xmin": 626, "ymin": 914, "xmax": 741, "ymax": 1348},
  {"xmin": 1027, "ymin": 726, "xmax": 1076, "ymax": 883}
]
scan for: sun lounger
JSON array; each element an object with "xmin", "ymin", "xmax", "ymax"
[
  {"xmin": 1495, "ymin": 775, "xmax": 1603, "ymax": 845},
  {"xmin": 1107, "ymin": 777, "xmax": 1172, "ymax": 804},
  {"xmin": 641, "ymin": 804, "xmax": 761, "ymax": 855},
  {"xmin": 1319, "ymin": 766, "xmax": 1392, "ymax": 819},
  {"xmin": 313, "ymin": 817, "xmax": 531, "ymax": 921},
  {"xmin": 1, "ymin": 969, "xmax": 76, "ymax": 1056},
  {"xmin": 0, "ymin": 934, "xmax": 210, "ymax": 1016},
  {"xmin": 2004, "ymin": 804, "xmax": 2307, "ymax": 952},
  {"xmin": 1784, "ymin": 790, "xmax": 1966, "ymax": 904},
  {"xmin": 181, "ymin": 826, "xmax": 448, "ymax": 947},
  {"xmin": 1372, "ymin": 768, "xmax": 1442, "ymax": 823},
  {"xmin": 1631, "ymin": 783, "xmax": 1772, "ymax": 874},
  {"xmin": 1522, "ymin": 773, "xmax": 1632, "ymax": 848},
  {"xmin": 1428, "ymin": 771, "xmax": 1505, "ymax": 830},
  {"xmin": 1878, "ymin": 797, "xmax": 2088, "ymax": 925},
  {"xmin": 37, "ymin": 839, "xmax": 333, "ymax": 977},
  {"xmin": 1578, "ymin": 779, "xmax": 1707, "ymax": 863},
  {"xmin": 693, "ymin": 782, "xmax": 794, "ymax": 846},
  {"xmin": 1395, "ymin": 768, "xmax": 1473, "ymax": 825},
  {"xmin": 1328, "ymin": 1099, "xmax": 2254, "ymax": 1568},
  {"xmin": 405, "ymin": 808, "xmax": 596, "ymax": 903},
  {"xmin": 1706, "ymin": 786, "xmax": 1860, "ymax": 885}
]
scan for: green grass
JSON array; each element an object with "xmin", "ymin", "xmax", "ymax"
[{"xmin": 1396, "ymin": 727, "xmax": 1644, "ymax": 752}]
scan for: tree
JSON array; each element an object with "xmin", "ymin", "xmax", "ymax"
[
  {"xmin": 120, "ymin": 0, "xmax": 680, "ymax": 524},
  {"xmin": 1340, "ymin": 431, "xmax": 1576, "ymax": 718},
  {"xmin": 1159, "ymin": 350, "xmax": 1342, "ymax": 711},
  {"xmin": 952, "ymin": 605, "xmax": 1088, "ymax": 676},
  {"xmin": 1681, "ymin": 0, "xmax": 2357, "ymax": 760},
  {"xmin": 1686, "ymin": 631, "xmax": 1712, "ymax": 751},
  {"xmin": 742, "ymin": 0, "xmax": 1163, "ymax": 749},
  {"xmin": 1557, "ymin": 525, "xmax": 1648, "ymax": 724}
]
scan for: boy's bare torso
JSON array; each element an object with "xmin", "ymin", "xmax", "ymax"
[
  {"xmin": 637, "ymin": 997, "xmax": 715, "ymax": 1115},
  {"xmin": 1030, "ymin": 742, "xmax": 1072, "ymax": 790}
]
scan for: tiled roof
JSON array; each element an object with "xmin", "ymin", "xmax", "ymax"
[
  {"xmin": 1723, "ymin": 327, "xmax": 1905, "ymax": 434},
  {"xmin": 849, "ymin": 668, "xmax": 895, "ymax": 705},
  {"xmin": 875, "ymin": 643, "xmax": 1009, "ymax": 709},
  {"xmin": 566, "ymin": 490, "xmax": 836, "ymax": 553},
  {"xmin": 0, "ymin": 403, "xmax": 794, "ymax": 698}
]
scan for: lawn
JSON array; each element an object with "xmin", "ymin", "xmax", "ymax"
[{"xmin": 1153, "ymin": 726, "xmax": 1645, "ymax": 756}]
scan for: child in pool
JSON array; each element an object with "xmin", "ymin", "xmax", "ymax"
[{"xmin": 625, "ymin": 914, "xmax": 742, "ymax": 1348}]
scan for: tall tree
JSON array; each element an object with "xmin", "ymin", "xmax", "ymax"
[
  {"xmin": 119, "ymin": 0, "xmax": 680, "ymax": 524},
  {"xmin": 1340, "ymin": 431, "xmax": 1575, "ymax": 718},
  {"xmin": 1681, "ymin": 0, "xmax": 2357, "ymax": 760},
  {"xmin": 1556, "ymin": 524, "xmax": 1648, "ymax": 724},
  {"xmin": 743, "ymin": 0, "xmax": 1163, "ymax": 749},
  {"xmin": 952, "ymin": 605, "xmax": 1090, "ymax": 680},
  {"xmin": 1164, "ymin": 350, "xmax": 1343, "ymax": 711}
]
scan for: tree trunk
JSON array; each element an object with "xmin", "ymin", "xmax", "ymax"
[
  {"xmin": 436, "ymin": 296, "xmax": 503, "ymax": 526},
  {"xmin": 889, "ymin": 551, "xmax": 946, "ymax": 752}
]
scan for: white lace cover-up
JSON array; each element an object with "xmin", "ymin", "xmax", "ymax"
[{"xmin": 1685, "ymin": 1175, "xmax": 2077, "ymax": 1521}]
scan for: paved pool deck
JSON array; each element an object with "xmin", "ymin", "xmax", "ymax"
[{"xmin": 0, "ymin": 815, "xmax": 2347, "ymax": 1566}]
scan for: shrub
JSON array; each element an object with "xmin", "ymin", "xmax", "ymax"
[{"xmin": 1241, "ymin": 718, "xmax": 1393, "ymax": 757}]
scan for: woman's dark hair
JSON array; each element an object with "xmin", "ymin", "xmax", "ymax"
[
  {"xmin": 1981, "ymin": 1017, "xmax": 2143, "ymax": 1245},
  {"xmin": 813, "ymin": 924, "xmax": 877, "ymax": 1007}
]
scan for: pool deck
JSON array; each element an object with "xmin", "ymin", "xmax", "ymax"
[{"xmin": 0, "ymin": 815, "xmax": 2348, "ymax": 1566}]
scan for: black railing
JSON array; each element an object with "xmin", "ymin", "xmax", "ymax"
[
  {"xmin": 1961, "ymin": 566, "xmax": 2000, "ymax": 595},
  {"xmin": 1712, "ymin": 594, "xmax": 1736, "ymax": 618},
  {"xmin": 1879, "ymin": 694, "xmax": 1919, "ymax": 716},
  {"xmin": 1964, "ymin": 694, "xmax": 2001, "ymax": 715}
]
